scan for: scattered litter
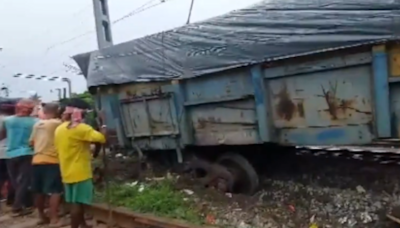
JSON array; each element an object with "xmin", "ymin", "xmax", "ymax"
[
  {"xmin": 356, "ymin": 185, "xmax": 366, "ymax": 194},
  {"xmin": 125, "ymin": 181, "xmax": 138, "ymax": 187},
  {"xmin": 138, "ymin": 184, "xmax": 145, "ymax": 192},
  {"xmin": 182, "ymin": 189, "xmax": 194, "ymax": 195},
  {"xmin": 146, "ymin": 177, "xmax": 166, "ymax": 181}
]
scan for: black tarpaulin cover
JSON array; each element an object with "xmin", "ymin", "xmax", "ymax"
[{"xmin": 73, "ymin": 0, "xmax": 400, "ymax": 87}]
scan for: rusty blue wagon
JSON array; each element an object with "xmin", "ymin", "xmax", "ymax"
[{"xmin": 73, "ymin": 0, "xmax": 400, "ymax": 193}]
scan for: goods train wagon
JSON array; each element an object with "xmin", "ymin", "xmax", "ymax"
[{"xmin": 91, "ymin": 41, "xmax": 400, "ymax": 194}]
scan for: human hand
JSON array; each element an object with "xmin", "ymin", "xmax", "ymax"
[{"xmin": 100, "ymin": 125, "xmax": 107, "ymax": 135}]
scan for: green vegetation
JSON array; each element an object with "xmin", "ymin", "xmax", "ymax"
[
  {"xmin": 71, "ymin": 91, "xmax": 95, "ymax": 107},
  {"xmin": 59, "ymin": 91, "xmax": 97, "ymax": 126},
  {"xmin": 59, "ymin": 91, "xmax": 94, "ymax": 107},
  {"xmin": 29, "ymin": 93, "xmax": 41, "ymax": 101},
  {"xmin": 95, "ymin": 179, "xmax": 203, "ymax": 224}
]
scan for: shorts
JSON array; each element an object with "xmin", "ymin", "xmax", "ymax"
[
  {"xmin": 32, "ymin": 164, "xmax": 63, "ymax": 194},
  {"xmin": 64, "ymin": 179, "xmax": 93, "ymax": 205}
]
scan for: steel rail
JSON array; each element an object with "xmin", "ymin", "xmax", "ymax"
[{"xmin": 87, "ymin": 203, "xmax": 216, "ymax": 228}]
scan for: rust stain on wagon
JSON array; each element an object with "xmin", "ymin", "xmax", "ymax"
[
  {"xmin": 125, "ymin": 86, "xmax": 162, "ymax": 98},
  {"xmin": 275, "ymin": 83, "xmax": 305, "ymax": 121},
  {"xmin": 118, "ymin": 82, "xmax": 165, "ymax": 99},
  {"xmin": 318, "ymin": 80, "xmax": 372, "ymax": 120},
  {"xmin": 196, "ymin": 116, "xmax": 221, "ymax": 130}
]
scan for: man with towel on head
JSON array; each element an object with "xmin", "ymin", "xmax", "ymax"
[{"xmin": 55, "ymin": 104, "xmax": 107, "ymax": 228}]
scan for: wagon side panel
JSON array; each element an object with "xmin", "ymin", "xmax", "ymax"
[
  {"xmin": 265, "ymin": 52, "xmax": 375, "ymax": 145},
  {"xmin": 117, "ymin": 82, "xmax": 179, "ymax": 150},
  {"xmin": 183, "ymin": 69, "xmax": 259, "ymax": 146}
]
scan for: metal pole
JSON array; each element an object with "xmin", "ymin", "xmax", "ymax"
[
  {"xmin": 13, "ymin": 74, "xmax": 73, "ymax": 98},
  {"xmin": 92, "ymin": 1, "xmax": 113, "ymax": 223},
  {"xmin": 61, "ymin": 78, "xmax": 72, "ymax": 98},
  {"xmin": 92, "ymin": 0, "xmax": 113, "ymax": 49},
  {"xmin": 186, "ymin": 0, "xmax": 195, "ymax": 24},
  {"xmin": 55, "ymin": 88, "xmax": 62, "ymax": 100}
]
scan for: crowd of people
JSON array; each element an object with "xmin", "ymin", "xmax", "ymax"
[{"xmin": 0, "ymin": 98, "xmax": 107, "ymax": 228}]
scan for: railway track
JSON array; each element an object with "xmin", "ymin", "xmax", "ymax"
[
  {"xmin": 0, "ymin": 203, "xmax": 215, "ymax": 228},
  {"xmin": 88, "ymin": 203, "xmax": 215, "ymax": 228},
  {"xmin": 290, "ymin": 144, "xmax": 400, "ymax": 226},
  {"xmin": 295, "ymin": 143, "xmax": 400, "ymax": 164}
]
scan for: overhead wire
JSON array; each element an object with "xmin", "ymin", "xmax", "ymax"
[
  {"xmin": 112, "ymin": 0, "xmax": 158, "ymax": 24},
  {"xmin": 42, "ymin": 3, "xmax": 92, "ymax": 41},
  {"xmin": 41, "ymin": 0, "xmax": 174, "ymax": 77},
  {"xmin": 114, "ymin": 0, "xmax": 172, "ymax": 24},
  {"xmin": 2, "ymin": 3, "xmax": 94, "ymax": 72},
  {"xmin": 3, "ymin": 0, "xmax": 175, "ymax": 77},
  {"xmin": 42, "ymin": 35, "xmax": 96, "ymax": 75},
  {"xmin": 42, "ymin": 0, "xmax": 174, "ymax": 74},
  {"xmin": 45, "ymin": 31, "xmax": 94, "ymax": 52},
  {"xmin": 48, "ymin": 0, "xmax": 164, "ymax": 50},
  {"xmin": 44, "ymin": 0, "xmax": 172, "ymax": 53},
  {"xmin": 0, "ymin": 3, "xmax": 93, "ymax": 71}
]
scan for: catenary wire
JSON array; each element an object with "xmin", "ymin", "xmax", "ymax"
[
  {"xmin": 35, "ymin": 0, "xmax": 174, "ymax": 75},
  {"xmin": 43, "ymin": 0, "xmax": 172, "ymax": 53}
]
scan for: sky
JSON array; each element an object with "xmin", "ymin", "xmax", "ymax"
[{"xmin": 0, "ymin": 0, "xmax": 261, "ymax": 102}]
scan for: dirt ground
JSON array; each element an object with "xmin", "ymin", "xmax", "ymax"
[{"xmin": 97, "ymin": 155, "xmax": 400, "ymax": 228}]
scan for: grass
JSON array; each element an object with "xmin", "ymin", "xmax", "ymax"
[{"xmin": 94, "ymin": 179, "xmax": 203, "ymax": 224}]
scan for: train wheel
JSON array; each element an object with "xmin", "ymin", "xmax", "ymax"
[{"xmin": 217, "ymin": 153, "xmax": 259, "ymax": 195}]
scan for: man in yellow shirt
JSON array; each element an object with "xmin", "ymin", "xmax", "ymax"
[
  {"xmin": 54, "ymin": 106, "xmax": 106, "ymax": 228},
  {"xmin": 30, "ymin": 103, "xmax": 63, "ymax": 226}
]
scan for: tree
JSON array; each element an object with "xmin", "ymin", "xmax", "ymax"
[
  {"xmin": 29, "ymin": 93, "xmax": 41, "ymax": 102},
  {"xmin": 71, "ymin": 91, "xmax": 94, "ymax": 107},
  {"xmin": 59, "ymin": 91, "xmax": 96, "ymax": 126},
  {"xmin": 59, "ymin": 91, "xmax": 93, "ymax": 107}
]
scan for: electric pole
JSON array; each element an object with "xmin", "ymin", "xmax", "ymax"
[
  {"xmin": 92, "ymin": 0, "xmax": 128, "ymax": 148},
  {"xmin": 92, "ymin": 0, "xmax": 113, "ymax": 49}
]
